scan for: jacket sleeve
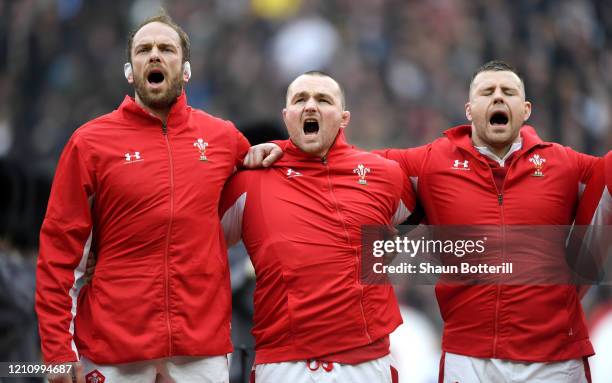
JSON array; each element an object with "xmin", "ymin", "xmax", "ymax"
[
  {"xmin": 568, "ymin": 154, "xmax": 610, "ymax": 297},
  {"xmin": 219, "ymin": 172, "xmax": 249, "ymax": 246},
  {"xmin": 230, "ymin": 122, "xmax": 251, "ymax": 170},
  {"xmin": 391, "ymin": 164, "xmax": 416, "ymax": 225},
  {"xmin": 373, "ymin": 144, "xmax": 430, "ymax": 193},
  {"xmin": 566, "ymin": 147, "xmax": 599, "ymax": 190},
  {"xmin": 36, "ymin": 133, "xmax": 96, "ymax": 363},
  {"xmin": 574, "ymin": 156, "xmax": 608, "ymax": 225}
]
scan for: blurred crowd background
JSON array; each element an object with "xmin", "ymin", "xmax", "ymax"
[{"xmin": 0, "ymin": 0, "xmax": 611, "ymax": 382}]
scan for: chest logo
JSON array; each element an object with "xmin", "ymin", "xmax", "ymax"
[
  {"xmin": 451, "ymin": 159, "xmax": 470, "ymax": 170},
  {"xmin": 528, "ymin": 154, "xmax": 546, "ymax": 177},
  {"xmin": 123, "ymin": 151, "xmax": 143, "ymax": 164},
  {"xmin": 193, "ymin": 138, "xmax": 209, "ymax": 161},
  {"xmin": 286, "ymin": 168, "xmax": 303, "ymax": 178},
  {"xmin": 353, "ymin": 164, "xmax": 370, "ymax": 185}
]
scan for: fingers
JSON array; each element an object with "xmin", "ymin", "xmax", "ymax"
[
  {"xmin": 48, "ymin": 362, "xmax": 84, "ymax": 383},
  {"xmin": 243, "ymin": 146, "xmax": 264, "ymax": 169},
  {"xmin": 74, "ymin": 362, "xmax": 85, "ymax": 383},
  {"xmin": 47, "ymin": 373, "xmax": 71, "ymax": 383},
  {"xmin": 262, "ymin": 145, "xmax": 283, "ymax": 167},
  {"xmin": 243, "ymin": 143, "xmax": 283, "ymax": 169}
]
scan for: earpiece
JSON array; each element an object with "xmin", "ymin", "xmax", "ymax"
[
  {"xmin": 124, "ymin": 62, "xmax": 132, "ymax": 80},
  {"xmin": 183, "ymin": 61, "xmax": 191, "ymax": 80}
]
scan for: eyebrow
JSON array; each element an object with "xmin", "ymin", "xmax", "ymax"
[
  {"xmin": 134, "ymin": 41, "xmax": 178, "ymax": 50},
  {"xmin": 291, "ymin": 91, "xmax": 334, "ymax": 102},
  {"xmin": 477, "ymin": 84, "xmax": 520, "ymax": 92}
]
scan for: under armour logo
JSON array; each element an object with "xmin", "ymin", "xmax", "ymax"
[
  {"xmin": 124, "ymin": 151, "xmax": 143, "ymax": 163},
  {"xmin": 286, "ymin": 168, "xmax": 303, "ymax": 178},
  {"xmin": 451, "ymin": 159, "xmax": 470, "ymax": 171},
  {"xmin": 453, "ymin": 160, "xmax": 469, "ymax": 168}
]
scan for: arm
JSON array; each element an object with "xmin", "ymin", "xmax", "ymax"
[
  {"xmin": 567, "ymin": 147, "xmax": 599, "ymax": 194},
  {"xmin": 375, "ymin": 145, "xmax": 431, "ymax": 225},
  {"xmin": 230, "ymin": 122, "xmax": 252, "ymax": 171},
  {"xmin": 391, "ymin": 167, "xmax": 416, "ymax": 225},
  {"xmin": 568, "ymin": 153, "xmax": 610, "ymax": 298},
  {"xmin": 36, "ymin": 134, "xmax": 95, "ymax": 365},
  {"xmin": 374, "ymin": 145, "xmax": 430, "ymax": 195},
  {"xmin": 219, "ymin": 173, "xmax": 249, "ymax": 246}
]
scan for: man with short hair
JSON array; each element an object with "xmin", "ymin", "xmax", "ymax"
[
  {"xmin": 377, "ymin": 60, "xmax": 598, "ymax": 382},
  {"xmin": 36, "ymin": 11, "xmax": 277, "ymax": 383},
  {"xmin": 256, "ymin": 60, "xmax": 600, "ymax": 381},
  {"xmin": 220, "ymin": 71, "xmax": 414, "ymax": 382}
]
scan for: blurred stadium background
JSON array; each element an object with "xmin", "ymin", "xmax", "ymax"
[{"xmin": 0, "ymin": 0, "xmax": 610, "ymax": 382}]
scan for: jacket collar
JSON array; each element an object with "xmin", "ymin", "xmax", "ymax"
[
  {"xmin": 276, "ymin": 129, "xmax": 352, "ymax": 165},
  {"xmin": 444, "ymin": 124, "xmax": 550, "ymax": 161},
  {"xmin": 119, "ymin": 90, "xmax": 190, "ymax": 127}
]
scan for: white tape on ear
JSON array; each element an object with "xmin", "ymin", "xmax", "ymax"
[
  {"xmin": 124, "ymin": 62, "xmax": 132, "ymax": 80},
  {"xmin": 183, "ymin": 61, "xmax": 191, "ymax": 80}
]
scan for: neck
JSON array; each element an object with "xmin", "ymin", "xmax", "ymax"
[
  {"xmin": 471, "ymin": 127, "xmax": 520, "ymax": 159},
  {"xmin": 135, "ymin": 94, "xmax": 171, "ymax": 124},
  {"xmin": 483, "ymin": 143, "xmax": 512, "ymax": 159}
]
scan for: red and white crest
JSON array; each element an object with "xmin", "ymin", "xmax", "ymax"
[
  {"xmin": 353, "ymin": 164, "xmax": 371, "ymax": 185},
  {"xmin": 193, "ymin": 138, "xmax": 209, "ymax": 161},
  {"xmin": 86, "ymin": 369, "xmax": 106, "ymax": 383}
]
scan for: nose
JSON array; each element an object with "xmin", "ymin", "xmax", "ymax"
[
  {"xmin": 148, "ymin": 46, "xmax": 161, "ymax": 63},
  {"xmin": 304, "ymin": 97, "xmax": 317, "ymax": 111},
  {"xmin": 493, "ymin": 87, "xmax": 504, "ymax": 103}
]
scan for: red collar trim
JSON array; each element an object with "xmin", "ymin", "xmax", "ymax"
[{"xmin": 119, "ymin": 91, "xmax": 190, "ymax": 126}]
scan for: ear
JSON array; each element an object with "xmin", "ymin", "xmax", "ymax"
[
  {"xmin": 182, "ymin": 61, "xmax": 191, "ymax": 83},
  {"xmin": 340, "ymin": 110, "xmax": 351, "ymax": 129},
  {"xmin": 465, "ymin": 102, "xmax": 472, "ymax": 122},
  {"xmin": 124, "ymin": 63, "xmax": 134, "ymax": 84},
  {"xmin": 282, "ymin": 108, "xmax": 288, "ymax": 125},
  {"xmin": 523, "ymin": 101, "xmax": 532, "ymax": 122}
]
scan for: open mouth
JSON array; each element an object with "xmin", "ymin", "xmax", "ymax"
[
  {"xmin": 489, "ymin": 111, "xmax": 509, "ymax": 126},
  {"xmin": 147, "ymin": 70, "xmax": 165, "ymax": 85},
  {"xmin": 303, "ymin": 119, "xmax": 319, "ymax": 135}
]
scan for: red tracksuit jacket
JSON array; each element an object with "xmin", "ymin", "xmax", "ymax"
[
  {"xmin": 379, "ymin": 125, "xmax": 598, "ymax": 362},
  {"xmin": 36, "ymin": 93, "xmax": 249, "ymax": 363},
  {"xmin": 575, "ymin": 151, "xmax": 611, "ymax": 226},
  {"xmin": 219, "ymin": 131, "xmax": 415, "ymax": 364}
]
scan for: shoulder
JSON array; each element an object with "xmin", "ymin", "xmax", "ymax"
[
  {"xmin": 364, "ymin": 151, "xmax": 402, "ymax": 171},
  {"xmin": 190, "ymin": 108, "xmax": 238, "ymax": 131},
  {"xmin": 539, "ymin": 143, "xmax": 597, "ymax": 165},
  {"xmin": 68, "ymin": 111, "xmax": 122, "ymax": 149},
  {"xmin": 74, "ymin": 111, "xmax": 120, "ymax": 134}
]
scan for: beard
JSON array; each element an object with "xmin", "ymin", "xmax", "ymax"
[{"xmin": 133, "ymin": 70, "xmax": 184, "ymax": 110}]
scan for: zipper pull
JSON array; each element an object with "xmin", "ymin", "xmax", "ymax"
[
  {"xmin": 162, "ymin": 123, "xmax": 167, "ymax": 135},
  {"xmin": 498, "ymin": 194, "xmax": 503, "ymax": 205},
  {"xmin": 321, "ymin": 155, "xmax": 327, "ymax": 165}
]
